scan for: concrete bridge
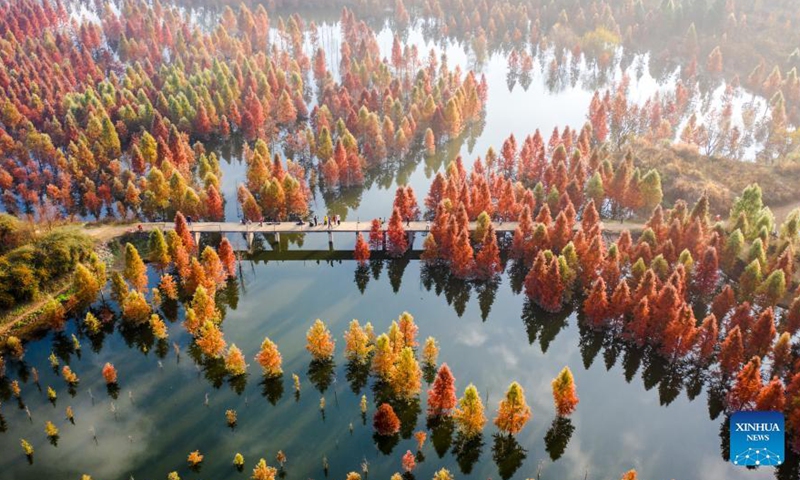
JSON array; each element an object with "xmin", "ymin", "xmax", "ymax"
[
  {"xmin": 133, "ymin": 220, "xmax": 520, "ymax": 249},
  {"xmin": 125, "ymin": 219, "xmax": 640, "ymax": 250}
]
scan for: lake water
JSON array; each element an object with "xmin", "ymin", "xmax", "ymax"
[
  {"xmin": 0, "ymin": 9, "xmax": 790, "ymax": 480},
  {"xmin": 0, "ymin": 229, "xmax": 791, "ymax": 480}
]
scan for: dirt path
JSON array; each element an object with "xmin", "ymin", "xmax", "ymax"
[
  {"xmin": 0, "ymin": 278, "xmax": 70, "ymax": 339},
  {"xmin": 0, "ymin": 223, "xmax": 133, "ymax": 340},
  {"xmin": 768, "ymin": 201, "xmax": 800, "ymax": 225},
  {"xmin": 82, "ymin": 223, "xmax": 139, "ymax": 242}
]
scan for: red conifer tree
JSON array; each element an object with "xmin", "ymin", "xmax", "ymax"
[
  {"xmin": 474, "ymin": 225, "xmax": 501, "ymax": 280},
  {"xmin": 728, "ymin": 356, "xmax": 763, "ymax": 411},
  {"xmin": 694, "ymin": 245, "xmax": 719, "ymax": 297},
  {"xmin": 747, "ymin": 308, "xmax": 776, "ymax": 359},
  {"xmin": 373, "ymin": 403, "xmax": 401, "ymax": 436},
  {"xmin": 369, "ymin": 219, "xmax": 383, "ymax": 250},
  {"xmin": 583, "ymin": 277, "xmax": 609, "ymax": 327},
  {"xmin": 387, "ymin": 208, "xmax": 408, "ymax": 257},
  {"xmin": 719, "ymin": 326, "xmax": 744, "ymax": 376},
  {"xmin": 218, "ymin": 238, "xmax": 236, "ymax": 279},
  {"xmin": 755, "ymin": 377, "xmax": 786, "ymax": 412},
  {"xmin": 175, "ymin": 211, "xmax": 195, "ymax": 253},
  {"xmin": 427, "ymin": 363, "xmax": 457, "ymax": 417},
  {"xmin": 450, "ymin": 229, "xmax": 475, "ymax": 278},
  {"xmin": 354, "ymin": 232, "xmax": 370, "ymax": 265}
]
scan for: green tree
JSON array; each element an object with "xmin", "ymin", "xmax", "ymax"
[
  {"xmin": 638, "ymin": 169, "xmax": 662, "ymax": 213},
  {"xmin": 473, "ymin": 211, "xmax": 491, "ymax": 243},
  {"xmin": 99, "ymin": 115, "xmax": 121, "ymax": 159},
  {"xmin": 585, "ymin": 172, "xmax": 604, "ymax": 207},
  {"xmin": 317, "ymin": 127, "xmax": 334, "ymax": 161},
  {"xmin": 723, "ymin": 229, "xmax": 745, "ymax": 270},
  {"xmin": 729, "ymin": 184, "xmax": 763, "ymax": 236},
  {"xmin": 148, "ymin": 229, "xmax": 170, "ymax": 271},
  {"xmin": 139, "ymin": 131, "xmax": 158, "ymax": 165},
  {"xmin": 738, "ymin": 259, "xmax": 762, "ymax": 301},
  {"xmin": 758, "ymin": 270, "xmax": 786, "ymax": 306}
]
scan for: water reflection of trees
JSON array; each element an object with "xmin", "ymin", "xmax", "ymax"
[
  {"xmin": 17, "ymin": 243, "xmax": 799, "ymax": 478},
  {"xmin": 345, "ymin": 359, "xmax": 370, "ymax": 395},
  {"xmin": 544, "ymin": 416, "xmax": 574, "ymax": 461},
  {"xmin": 523, "ymin": 300, "xmax": 570, "ymax": 353},
  {"xmin": 321, "ymin": 117, "xmax": 487, "ymax": 221},
  {"xmin": 308, "ymin": 359, "xmax": 336, "ymax": 394},
  {"xmin": 491, "ymin": 433, "xmax": 527, "ymax": 480},
  {"xmin": 420, "ymin": 265, "xmax": 473, "ymax": 318},
  {"xmin": 451, "ymin": 432, "xmax": 484, "ymax": 474},
  {"xmin": 260, "ymin": 375, "xmax": 285, "ymax": 405},
  {"xmin": 428, "ymin": 416, "xmax": 455, "ymax": 459}
]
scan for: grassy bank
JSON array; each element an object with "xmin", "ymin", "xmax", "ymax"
[{"xmin": 0, "ymin": 221, "xmax": 99, "ymax": 342}]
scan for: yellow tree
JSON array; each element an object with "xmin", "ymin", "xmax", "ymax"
[
  {"xmin": 225, "ymin": 344, "xmax": 247, "ymax": 376},
  {"xmin": 306, "ymin": 319, "xmax": 335, "ymax": 361},
  {"xmin": 192, "ymin": 285, "xmax": 219, "ymax": 324},
  {"xmin": 372, "ymin": 333, "xmax": 397, "ymax": 379},
  {"xmin": 344, "ymin": 319, "xmax": 373, "ymax": 364},
  {"xmin": 121, "ymin": 290, "xmax": 150, "ymax": 323},
  {"xmin": 422, "ymin": 337, "xmax": 439, "ymax": 366},
  {"xmin": 201, "ymin": 246, "xmax": 226, "ymax": 287},
  {"xmin": 148, "ymin": 228, "xmax": 171, "ymax": 271},
  {"xmin": 390, "ymin": 347, "xmax": 421, "ymax": 400},
  {"xmin": 494, "ymin": 381, "xmax": 531, "ymax": 435},
  {"xmin": 73, "ymin": 263, "xmax": 100, "ymax": 305},
  {"xmin": 453, "ymin": 383, "xmax": 486, "ymax": 439},
  {"xmin": 123, "ymin": 243, "xmax": 148, "ymax": 292},
  {"xmin": 433, "ymin": 468, "xmax": 454, "ymax": 480}
]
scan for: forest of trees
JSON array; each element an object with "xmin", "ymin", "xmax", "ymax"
[{"xmin": 5, "ymin": 0, "xmax": 800, "ymax": 478}]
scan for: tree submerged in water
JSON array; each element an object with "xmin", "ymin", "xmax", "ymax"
[
  {"xmin": 61, "ymin": 366, "xmax": 79, "ymax": 385},
  {"xmin": 102, "ymin": 363, "xmax": 117, "ymax": 385},
  {"xmin": 551, "ymin": 366, "xmax": 579, "ymax": 417},
  {"xmin": 187, "ymin": 450, "xmax": 204, "ymax": 468},
  {"xmin": 494, "ymin": 382, "xmax": 531, "ymax": 436},
  {"xmin": 44, "ymin": 421, "xmax": 58, "ymax": 439},
  {"xmin": 427, "ymin": 363, "xmax": 457, "ymax": 417},
  {"xmin": 306, "ymin": 319, "xmax": 335, "ymax": 361},
  {"xmin": 374, "ymin": 403, "xmax": 401, "ymax": 436},
  {"xmin": 224, "ymin": 344, "xmax": 247, "ymax": 376},
  {"xmin": 453, "ymin": 383, "xmax": 486, "ymax": 439},
  {"xmin": 20, "ymin": 438, "xmax": 33, "ymax": 457},
  {"xmin": 225, "ymin": 409, "xmax": 237, "ymax": 427},
  {"xmin": 344, "ymin": 319, "xmax": 373, "ymax": 365},
  {"xmin": 252, "ymin": 458, "xmax": 277, "ymax": 480},
  {"xmin": 255, "ymin": 337, "xmax": 283, "ymax": 377}
]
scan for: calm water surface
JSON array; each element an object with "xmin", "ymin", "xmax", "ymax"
[{"xmin": 0, "ymin": 231, "xmax": 782, "ymax": 480}]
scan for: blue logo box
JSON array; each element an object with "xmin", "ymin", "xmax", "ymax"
[{"xmin": 730, "ymin": 411, "xmax": 784, "ymax": 466}]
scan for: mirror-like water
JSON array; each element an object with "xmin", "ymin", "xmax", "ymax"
[{"xmin": 0, "ymin": 231, "xmax": 787, "ymax": 480}]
